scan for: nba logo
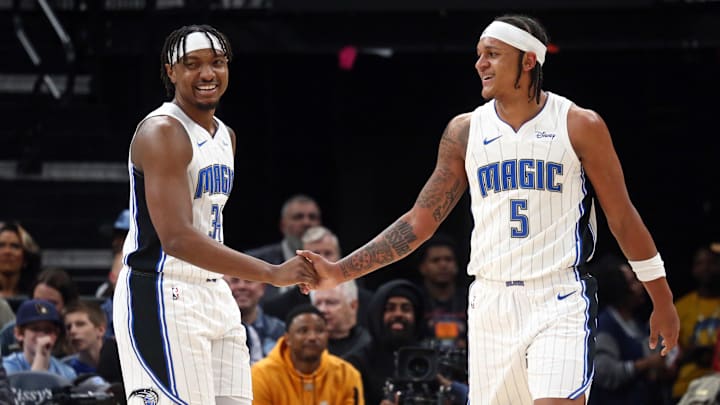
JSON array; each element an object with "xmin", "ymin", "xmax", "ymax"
[{"xmin": 172, "ymin": 287, "xmax": 180, "ymax": 300}]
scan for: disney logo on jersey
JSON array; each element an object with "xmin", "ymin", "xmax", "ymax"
[
  {"xmin": 194, "ymin": 164, "xmax": 234, "ymax": 199},
  {"xmin": 128, "ymin": 388, "xmax": 159, "ymax": 405},
  {"xmin": 535, "ymin": 131, "xmax": 556, "ymax": 140}
]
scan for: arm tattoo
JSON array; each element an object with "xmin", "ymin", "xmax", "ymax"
[
  {"xmin": 339, "ymin": 220, "xmax": 418, "ymax": 279},
  {"xmin": 417, "ymin": 122, "xmax": 466, "ymax": 222},
  {"xmin": 432, "ymin": 178, "xmax": 461, "ymax": 222},
  {"xmin": 384, "ymin": 220, "xmax": 417, "ymax": 256}
]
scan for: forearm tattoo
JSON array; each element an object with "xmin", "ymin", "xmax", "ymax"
[{"xmin": 339, "ymin": 220, "xmax": 418, "ymax": 279}]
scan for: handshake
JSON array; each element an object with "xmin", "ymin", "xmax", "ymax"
[{"xmin": 269, "ymin": 249, "xmax": 345, "ymax": 293}]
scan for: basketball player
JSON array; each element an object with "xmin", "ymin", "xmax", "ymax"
[
  {"xmin": 300, "ymin": 15, "xmax": 680, "ymax": 405},
  {"xmin": 114, "ymin": 25, "xmax": 318, "ymax": 405}
]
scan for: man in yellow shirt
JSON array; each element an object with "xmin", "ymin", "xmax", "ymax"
[
  {"xmin": 673, "ymin": 244, "xmax": 720, "ymax": 400},
  {"xmin": 251, "ymin": 304, "xmax": 364, "ymax": 405}
]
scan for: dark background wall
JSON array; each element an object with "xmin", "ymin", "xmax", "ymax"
[{"xmin": 0, "ymin": 1, "xmax": 718, "ymax": 296}]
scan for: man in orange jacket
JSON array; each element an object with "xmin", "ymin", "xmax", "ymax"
[{"xmin": 251, "ymin": 304, "xmax": 364, "ymax": 405}]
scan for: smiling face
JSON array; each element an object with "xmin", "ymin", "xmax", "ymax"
[
  {"xmin": 475, "ymin": 37, "xmax": 525, "ymax": 101},
  {"xmin": 383, "ymin": 296, "xmax": 416, "ymax": 342},
  {"xmin": 223, "ymin": 276, "xmax": 265, "ymax": 312},
  {"xmin": 166, "ymin": 48, "xmax": 229, "ymax": 112}
]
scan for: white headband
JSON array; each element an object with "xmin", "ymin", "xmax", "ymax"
[
  {"xmin": 480, "ymin": 21, "xmax": 546, "ymax": 66},
  {"xmin": 168, "ymin": 32, "xmax": 224, "ymax": 65}
]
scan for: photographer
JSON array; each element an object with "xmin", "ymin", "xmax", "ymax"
[{"xmin": 347, "ymin": 280, "xmax": 426, "ymax": 404}]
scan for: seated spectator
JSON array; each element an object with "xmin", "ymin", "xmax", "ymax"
[
  {"xmin": 246, "ymin": 195, "xmax": 322, "ymax": 303},
  {"xmin": 0, "ymin": 222, "xmax": 41, "ymax": 301},
  {"xmin": 673, "ymin": 243, "xmax": 720, "ymax": 400},
  {"xmin": 223, "ymin": 275, "xmax": 285, "ymax": 362},
  {"xmin": 2, "ymin": 299, "xmax": 76, "ymax": 380},
  {"xmin": 0, "ymin": 299, "xmax": 14, "ymax": 330},
  {"xmin": 251, "ymin": 304, "xmax": 364, "ymax": 404},
  {"xmin": 96, "ymin": 209, "xmax": 130, "ymax": 339},
  {"xmin": 264, "ymin": 225, "xmax": 374, "ymax": 327},
  {"xmin": 415, "ymin": 234, "xmax": 468, "ymax": 348},
  {"xmin": 0, "ymin": 267, "xmax": 79, "ymax": 356},
  {"xmin": 346, "ymin": 279, "xmax": 426, "ymax": 405},
  {"xmin": 589, "ymin": 255, "xmax": 673, "ymax": 405},
  {"xmin": 63, "ymin": 301, "xmax": 122, "ymax": 383},
  {"xmin": 310, "ymin": 280, "xmax": 371, "ymax": 358},
  {"xmin": 0, "ymin": 363, "xmax": 11, "ymax": 405}
]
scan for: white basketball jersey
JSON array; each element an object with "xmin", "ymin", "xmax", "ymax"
[
  {"xmin": 123, "ymin": 102, "xmax": 234, "ymax": 281},
  {"xmin": 465, "ymin": 92, "xmax": 596, "ymax": 282}
]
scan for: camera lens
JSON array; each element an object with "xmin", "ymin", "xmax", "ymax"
[{"xmin": 407, "ymin": 356, "xmax": 431, "ymax": 379}]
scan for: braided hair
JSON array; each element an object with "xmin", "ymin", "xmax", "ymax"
[
  {"xmin": 160, "ymin": 25, "xmax": 233, "ymax": 97},
  {"xmin": 494, "ymin": 15, "xmax": 548, "ymax": 105}
]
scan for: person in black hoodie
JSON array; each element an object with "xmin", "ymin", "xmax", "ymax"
[{"xmin": 346, "ymin": 279, "xmax": 425, "ymax": 405}]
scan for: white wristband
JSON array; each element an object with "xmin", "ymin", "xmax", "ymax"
[{"xmin": 628, "ymin": 253, "xmax": 666, "ymax": 282}]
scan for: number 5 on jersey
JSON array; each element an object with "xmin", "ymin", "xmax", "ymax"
[{"xmin": 510, "ymin": 199, "xmax": 528, "ymax": 238}]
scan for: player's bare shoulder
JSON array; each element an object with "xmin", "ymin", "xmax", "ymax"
[
  {"xmin": 439, "ymin": 112, "xmax": 472, "ymax": 162},
  {"xmin": 131, "ymin": 115, "xmax": 192, "ymax": 171},
  {"xmin": 567, "ymin": 104, "xmax": 612, "ymax": 162}
]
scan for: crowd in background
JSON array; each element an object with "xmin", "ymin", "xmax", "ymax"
[{"xmin": 0, "ymin": 194, "xmax": 718, "ymax": 404}]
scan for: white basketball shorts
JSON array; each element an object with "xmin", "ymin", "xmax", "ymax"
[
  {"xmin": 114, "ymin": 266, "xmax": 252, "ymax": 405},
  {"xmin": 467, "ymin": 271, "xmax": 597, "ymax": 405}
]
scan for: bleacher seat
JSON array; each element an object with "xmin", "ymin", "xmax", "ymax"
[{"xmin": 8, "ymin": 370, "xmax": 72, "ymax": 405}]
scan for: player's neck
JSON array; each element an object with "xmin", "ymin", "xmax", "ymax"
[
  {"xmin": 495, "ymin": 91, "xmax": 547, "ymax": 132},
  {"xmin": 173, "ymin": 99, "xmax": 218, "ymax": 135}
]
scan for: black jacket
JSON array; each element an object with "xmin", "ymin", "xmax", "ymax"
[{"xmin": 346, "ymin": 279, "xmax": 426, "ymax": 405}]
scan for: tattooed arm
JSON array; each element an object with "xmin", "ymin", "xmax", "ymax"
[{"xmin": 299, "ymin": 113, "xmax": 471, "ymax": 289}]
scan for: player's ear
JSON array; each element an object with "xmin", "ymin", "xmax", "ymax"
[{"xmin": 523, "ymin": 53, "xmax": 538, "ymax": 71}]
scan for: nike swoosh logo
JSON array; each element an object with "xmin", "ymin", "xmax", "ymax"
[
  {"xmin": 198, "ymin": 140, "xmax": 208, "ymax": 147},
  {"xmin": 557, "ymin": 291, "xmax": 577, "ymax": 300},
  {"xmin": 483, "ymin": 135, "xmax": 503, "ymax": 145}
]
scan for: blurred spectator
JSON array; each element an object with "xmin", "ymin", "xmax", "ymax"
[
  {"xmin": 589, "ymin": 255, "xmax": 673, "ymax": 405},
  {"xmin": 263, "ymin": 225, "xmax": 373, "ymax": 326},
  {"xmin": 310, "ymin": 280, "xmax": 371, "ymax": 358},
  {"xmin": 0, "ymin": 363, "xmax": 11, "ymax": 405},
  {"xmin": 251, "ymin": 304, "xmax": 364, "ymax": 404},
  {"xmin": 2, "ymin": 299, "xmax": 76, "ymax": 380},
  {"xmin": 672, "ymin": 243, "xmax": 720, "ymax": 400},
  {"xmin": 0, "ymin": 299, "xmax": 14, "ymax": 331},
  {"xmin": 95, "ymin": 209, "xmax": 130, "ymax": 299},
  {"xmin": 347, "ymin": 279, "xmax": 426, "ymax": 405},
  {"xmin": 95, "ymin": 209, "xmax": 130, "ymax": 339},
  {"xmin": 246, "ymin": 194, "xmax": 321, "ymax": 302},
  {"xmin": 223, "ymin": 275, "xmax": 284, "ymax": 362},
  {"xmin": 63, "ymin": 301, "xmax": 122, "ymax": 383},
  {"xmin": 0, "ymin": 268, "xmax": 79, "ymax": 356},
  {"xmin": 0, "ymin": 222, "xmax": 41, "ymax": 300},
  {"xmin": 415, "ymin": 234, "xmax": 467, "ymax": 349}
]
